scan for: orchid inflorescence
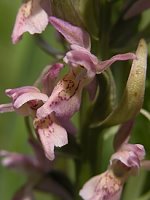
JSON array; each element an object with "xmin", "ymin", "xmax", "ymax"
[{"xmin": 0, "ymin": 1, "xmax": 150, "ymax": 200}]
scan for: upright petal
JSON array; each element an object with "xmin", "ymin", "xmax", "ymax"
[
  {"xmin": 79, "ymin": 170, "xmax": 123, "ymax": 200},
  {"xmin": 34, "ymin": 114, "xmax": 68, "ymax": 160},
  {"xmin": 113, "ymin": 120, "xmax": 135, "ymax": 151},
  {"xmin": 120, "ymin": 143, "xmax": 145, "ymax": 161},
  {"xmin": 64, "ymin": 45, "xmax": 98, "ymax": 79},
  {"xmin": 41, "ymin": 63, "xmax": 64, "ymax": 96},
  {"xmin": 12, "ymin": 0, "xmax": 49, "ymax": 44},
  {"xmin": 110, "ymin": 143, "xmax": 145, "ymax": 177},
  {"xmin": 49, "ymin": 16, "xmax": 91, "ymax": 50}
]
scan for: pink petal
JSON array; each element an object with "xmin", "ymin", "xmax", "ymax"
[
  {"xmin": 34, "ymin": 115, "xmax": 68, "ymax": 160},
  {"xmin": 13, "ymin": 92, "xmax": 48, "ymax": 109},
  {"xmin": 96, "ymin": 53, "xmax": 136, "ymax": 73},
  {"xmin": 5, "ymin": 86, "xmax": 48, "ymax": 116},
  {"xmin": 41, "ymin": 63, "xmax": 64, "ymax": 96},
  {"xmin": 58, "ymin": 117, "xmax": 77, "ymax": 135},
  {"xmin": 36, "ymin": 70, "xmax": 84, "ymax": 119},
  {"xmin": 124, "ymin": 0, "xmax": 150, "ymax": 19},
  {"xmin": 64, "ymin": 46, "xmax": 98, "ymax": 79},
  {"xmin": 0, "ymin": 150, "xmax": 37, "ymax": 173},
  {"xmin": 49, "ymin": 16, "xmax": 91, "ymax": 50},
  {"xmin": 110, "ymin": 151, "xmax": 140, "ymax": 176},
  {"xmin": 79, "ymin": 171, "xmax": 123, "ymax": 200},
  {"xmin": 0, "ymin": 103, "xmax": 14, "ymax": 113},
  {"xmin": 12, "ymin": 0, "xmax": 49, "ymax": 44},
  {"xmin": 120, "ymin": 143, "xmax": 145, "ymax": 161},
  {"xmin": 6, "ymin": 86, "xmax": 40, "ymax": 100},
  {"xmin": 110, "ymin": 144, "xmax": 145, "ymax": 176},
  {"xmin": 113, "ymin": 120, "xmax": 135, "ymax": 151}
]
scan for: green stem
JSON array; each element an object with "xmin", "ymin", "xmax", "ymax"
[
  {"xmin": 24, "ymin": 117, "xmax": 34, "ymax": 140},
  {"xmin": 35, "ymin": 34, "xmax": 64, "ymax": 59},
  {"xmin": 74, "ymin": 1, "xmax": 113, "ymax": 198}
]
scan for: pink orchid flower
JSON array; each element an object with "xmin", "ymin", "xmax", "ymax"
[
  {"xmin": 79, "ymin": 143, "xmax": 145, "ymax": 200},
  {"xmin": 0, "ymin": 63, "xmax": 68, "ymax": 160},
  {"xmin": 0, "ymin": 86, "xmax": 48, "ymax": 117},
  {"xmin": 36, "ymin": 67, "xmax": 86, "ymax": 119},
  {"xmin": 0, "ymin": 139, "xmax": 72, "ymax": 200},
  {"xmin": 79, "ymin": 121, "xmax": 149, "ymax": 200},
  {"xmin": 36, "ymin": 17, "xmax": 136, "ymax": 122},
  {"xmin": 49, "ymin": 16, "xmax": 136, "ymax": 77},
  {"xmin": 12, "ymin": 0, "xmax": 51, "ymax": 44}
]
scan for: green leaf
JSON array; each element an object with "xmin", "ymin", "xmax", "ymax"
[
  {"xmin": 79, "ymin": 0, "xmax": 99, "ymax": 37},
  {"xmin": 127, "ymin": 23, "xmax": 150, "ymax": 50},
  {"xmin": 122, "ymin": 170, "xmax": 148, "ymax": 200},
  {"xmin": 110, "ymin": 16, "xmax": 141, "ymax": 49},
  {"xmin": 90, "ymin": 70, "xmax": 117, "ymax": 124},
  {"xmin": 140, "ymin": 109, "xmax": 150, "ymax": 121},
  {"xmin": 91, "ymin": 39, "xmax": 147, "ymax": 127},
  {"xmin": 137, "ymin": 190, "xmax": 150, "ymax": 200}
]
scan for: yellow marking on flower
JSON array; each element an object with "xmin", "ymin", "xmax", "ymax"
[
  {"xmin": 95, "ymin": 170, "xmax": 123, "ymax": 197},
  {"xmin": 21, "ymin": 0, "xmax": 32, "ymax": 18},
  {"xmin": 34, "ymin": 115, "xmax": 53, "ymax": 129},
  {"xmin": 51, "ymin": 70, "xmax": 81, "ymax": 103}
]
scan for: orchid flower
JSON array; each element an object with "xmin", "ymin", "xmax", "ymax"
[
  {"xmin": 12, "ymin": 0, "xmax": 51, "ymax": 44},
  {"xmin": 0, "ymin": 139, "xmax": 51, "ymax": 200},
  {"xmin": 80, "ymin": 143, "xmax": 145, "ymax": 200},
  {"xmin": 35, "ymin": 17, "xmax": 136, "ymax": 122},
  {"xmin": 79, "ymin": 121, "xmax": 148, "ymax": 200},
  {"xmin": 0, "ymin": 139, "xmax": 72, "ymax": 200},
  {"xmin": 0, "ymin": 63, "xmax": 68, "ymax": 160},
  {"xmin": 36, "ymin": 67, "xmax": 86, "ymax": 119},
  {"xmin": 0, "ymin": 86, "xmax": 48, "ymax": 117},
  {"xmin": 49, "ymin": 16, "xmax": 136, "ymax": 77}
]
